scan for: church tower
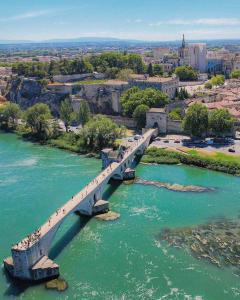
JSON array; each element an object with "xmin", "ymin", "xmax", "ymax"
[{"xmin": 182, "ymin": 34, "xmax": 186, "ymax": 49}]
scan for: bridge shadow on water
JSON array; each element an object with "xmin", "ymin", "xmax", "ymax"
[
  {"xmin": 3, "ymin": 176, "xmax": 125, "ymax": 296},
  {"xmin": 3, "ymin": 215, "xmax": 91, "ymax": 297}
]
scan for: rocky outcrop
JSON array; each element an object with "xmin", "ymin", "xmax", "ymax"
[
  {"xmin": 6, "ymin": 78, "xmax": 65, "ymax": 116},
  {"xmin": 6, "ymin": 77, "xmax": 127, "ymax": 116},
  {"xmin": 72, "ymin": 81, "xmax": 128, "ymax": 114}
]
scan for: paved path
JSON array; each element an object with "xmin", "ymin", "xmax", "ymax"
[{"xmin": 13, "ymin": 129, "xmax": 156, "ymax": 252}]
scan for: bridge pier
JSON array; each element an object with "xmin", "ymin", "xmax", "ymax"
[{"xmin": 4, "ymin": 129, "xmax": 158, "ymax": 282}]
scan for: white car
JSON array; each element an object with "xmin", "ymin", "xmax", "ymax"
[{"xmin": 134, "ymin": 135, "xmax": 142, "ymax": 140}]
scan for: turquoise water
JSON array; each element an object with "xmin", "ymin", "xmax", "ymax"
[{"xmin": 0, "ymin": 133, "xmax": 240, "ymax": 300}]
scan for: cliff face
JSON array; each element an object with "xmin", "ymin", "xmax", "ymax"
[
  {"xmin": 6, "ymin": 78, "xmax": 65, "ymax": 116},
  {"xmin": 7, "ymin": 77, "xmax": 127, "ymax": 116},
  {"xmin": 73, "ymin": 82, "xmax": 128, "ymax": 114}
]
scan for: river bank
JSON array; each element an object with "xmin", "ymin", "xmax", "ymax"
[
  {"xmin": 2, "ymin": 129, "xmax": 240, "ymax": 176},
  {"xmin": 1, "ymin": 133, "xmax": 240, "ymax": 299},
  {"xmin": 142, "ymin": 147, "xmax": 240, "ymax": 176},
  {"xmin": 2, "ymin": 128, "xmax": 100, "ymax": 158}
]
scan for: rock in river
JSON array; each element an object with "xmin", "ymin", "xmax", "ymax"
[
  {"xmin": 95, "ymin": 211, "xmax": 120, "ymax": 221},
  {"xmin": 45, "ymin": 278, "xmax": 68, "ymax": 291},
  {"xmin": 135, "ymin": 178, "xmax": 214, "ymax": 193}
]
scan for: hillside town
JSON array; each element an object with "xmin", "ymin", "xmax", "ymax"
[
  {"xmin": 2, "ymin": 0, "xmax": 240, "ymax": 298},
  {"xmin": 1, "ymin": 35, "xmax": 240, "ymax": 144}
]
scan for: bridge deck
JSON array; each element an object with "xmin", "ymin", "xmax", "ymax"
[{"xmin": 13, "ymin": 129, "xmax": 156, "ymax": 252}]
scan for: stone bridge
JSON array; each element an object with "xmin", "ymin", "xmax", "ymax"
[{"xmin": 4, "ymin": 129, "xmax": 158, "ymax": 281}]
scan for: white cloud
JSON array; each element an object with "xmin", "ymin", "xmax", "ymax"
[
  {"xmin": 149, "ymin": 18, "xmax": 240, "ymax": 27},
  {"xmin": 127, "ymin": 19, "xmax": 143, "ymax": 24},
  {"xmin": 0, "ymin": 8, "xmax": 73, "ymax": 22},
  {"xmin": 0, "ymin": 10, "xmax": 54, "ymax": 22}
]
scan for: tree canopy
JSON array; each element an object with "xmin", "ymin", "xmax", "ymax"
[
  {"xmin": 78, "ymin": 100, "xmax": 91, "ymax": 126},
  {"xmin": 133, "ymin": 104, "xmax": 149, "ymax": 128},
  {"xmin": 147, "ymin": 63, "xmax": 154, "ymax": 76},
  {"xmin": 80, "ymin": 115, "xmax": 125, "ymax": 150},
  {"xmin": 120, "ymin": 87, "xmax": 169, "ymax": 117},
  {"xmin": 25, "ymin": 103, "xmax": 52, "ymax": 139},
  {"xmin": 10, "ymin": 52, "xmax": 145, "ymax": 79},
  {"xmin": 0, "ymin": 102, "xmax": 21, "ymax": 129},
  {"xmin": 183, "ymin": 103, "xmax": 209, "ymax": 137},
  {"xmin": 175, "ymin": 87, "xmax": 189, "ymax": 100},
  {"xmin": 209, "ymin": 75, "xmax": 225, "ymax": 87},
  {"xmin": 230, "ymin": 70, "xmax": 240, "ymax": 79},
  {"xmin": 89, "ymin": 52, "xmax": 145, "ymax": 75},
  {"xmin": 175, "ymin": 66, "xmax": 198, "ymax": 81},
  {"xmin": 60, "ymin": 98, "xmax": 74, "ymax": 132},
  {"xmin": 168, "ymin": 107, "xmax": 183, "ymax": 121},
  {"xmin": 209, "ymin": 108, "xmax": 235, "ymax": 137},
  {"xmin": 153, "ymin": 64, "xmax": 163, "ymax": 76},
  {"xmin": 117, "ymin": 68, "xmax": 134, "ymax": 81}
]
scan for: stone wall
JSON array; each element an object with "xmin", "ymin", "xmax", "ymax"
[
  {"xmin": 105, "ymin": 115, "xmax": 137, "ymax": 128},
  {"xmin": 167, "ymin": 119, "xmax": 183, "ymax": 133},
  {"xmin": 53, "ymin": 73, "xmax": 105, "ymax": 83},
  {"xmin": 146, "ymin": 111, "xmax": 167, "ymax": 133}
]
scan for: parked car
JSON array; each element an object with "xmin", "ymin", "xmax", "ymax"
[
  {"xmin": 163, "ymin": 140, "xmax": 169, "ymax": 143},
  {"xmin": 174, "ymin": 140, "xmax": 180, "ymax": 144},
  {"xmin": 228, "ymin": 148, "xmax": 236, "ymax": 153},
  {"xmin": 134, "ymin": 135, "xmax": 142, "ymax": 140},
  {"xmin": 128, "ymin": 138, "xmax": 134, "ymax": 142}
]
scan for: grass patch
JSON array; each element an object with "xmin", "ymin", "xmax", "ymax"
[
  {"xmin": 73, "ymin": 79, "xmax": 107, "ymax": 85},
  {"xmin": 49, "ymin": 132, "xmax": 86, "ymax": 154},
  {"xmin": 142, "ymin": 147, "xmax": 240, "ymax": 176}
]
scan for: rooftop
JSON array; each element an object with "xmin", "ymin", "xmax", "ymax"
[
  {"xmin": 130, "ymin": 74, "xmax": 177, "ymax": 83},
  {"xmin": 148, "ymin": 108, "xmax": 166, "ymax": 113}
]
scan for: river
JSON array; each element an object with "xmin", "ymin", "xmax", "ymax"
[{"xmin": 0, "ymin": 133, "xmax": 240, "ymax": 300}]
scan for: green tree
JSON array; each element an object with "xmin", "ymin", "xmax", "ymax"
[
  {"xmin": 209, "ymin": 75, "xmax": 225, "ymax": 87},
  {"xmin": 25, "ymin": 103, "xmax": 52, "ymax": 140},
  {"xmin": 80, "ymin": 115, "xmax": 125, "ymax": 150},
  {"xmin": 175, "ymin": 66, "xmax": 198, "ymax": 81},
  {"xmin": 230, "ymin": 70, "xmax": 240, "ymax": 79},
  {"xmin": 209, "ymin": 108, "xmax": 235, "ymax": 137},
  {"xmin": 120, "ymin": 87, "xmax": 169, "ymax": 117},
  {"xmin": 133, "ymin": 104, "xmax": 149, "ymax": 128},
  {"xmin": 60, "ymin": 98, "xmax": 73, "ymax": 132},
  {"xmin": 205, "ymin": 81, "xmax": 213, "ymax": 89},
  {"xmin": 78, "ymin": 100, "xmax": 91, "ymax": 126},
  {"xmin": 147, "ymin": 63, "xmax": 154, "ymax": 76},
  {"xmin": 169, "ymin": 108, "xmax": 182, "ymax": 121},
  {"xmin": 178, "ymin": 88, "xmax": 189, "ymax": 100},
  {"xmin": 117, "ymin": 68, "xmax": 133, "ymax": 81},
  {"xmin": 127, "ymin": 53, "xmax": 145, "ymax": 74},
  {"xmin": 0, "ymin": 102, "xmax": 21, "ymax": 129},
  {"xmin": 153, "ymin": 64, "xmax": 163, "ymax": 76},
  {"xmin": 183, "ymin": 103, "xmax": 209, "ymax": 138},
  {"xmin": 105, "ymin": 67, "xmax": 119, "ymax": 79}
]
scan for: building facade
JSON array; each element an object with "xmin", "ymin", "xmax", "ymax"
[{"xmin": 179, "ymin": 35, "xmax": 207, "ymax": 72}]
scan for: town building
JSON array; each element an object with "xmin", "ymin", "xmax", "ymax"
[
  {"xmin": 129, "ymin": 74, "xmax": 179, "ymax": 99},
  {"xmin": 153, "ymin": 48, "xmax": 172, "ymax": 62},
  {"xmin": 179, "ymin": 35, "xmax": 207, "ymax": 72},
  {"xmin": 146, "ymin": 107, "xmax": 183, "ymax": 134}
]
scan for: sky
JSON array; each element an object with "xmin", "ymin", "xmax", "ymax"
[{"xmin": 0, "ymin": 0, "xmax": 240, "ymax": 41}]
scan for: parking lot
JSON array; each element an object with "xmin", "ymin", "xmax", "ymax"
[{"xmin": 151, "ymin": 134, "xmax": 240, "ymax": 155}]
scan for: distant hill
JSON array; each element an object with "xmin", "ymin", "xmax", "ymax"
[{"xmin": 0, "ymin": 37, "xmax": 240, "ymax": 48}]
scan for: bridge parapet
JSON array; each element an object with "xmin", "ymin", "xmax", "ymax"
[{"xmin": 4, "ymin": 129, "xmax": 157, "ymax": 281}]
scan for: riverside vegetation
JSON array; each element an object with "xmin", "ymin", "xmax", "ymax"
[
  {"xmin": 142, "ymin": 147, "xmax": 240, "ymax": 176},
  {"xmin": 0, "ymin": 101, "xmax": 126, "ymax": 155}
]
